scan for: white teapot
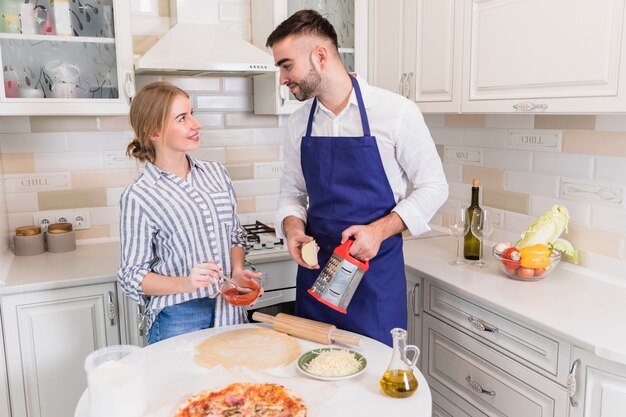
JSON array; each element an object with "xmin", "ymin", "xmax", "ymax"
[{"xmin": 45, "ymin": 61, "xmax": 81, "ymax": 98}]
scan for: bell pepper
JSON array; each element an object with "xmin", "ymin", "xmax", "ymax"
[{"xmin": 519, "ymin": 244, "xmax": 551, "ymax": 269}]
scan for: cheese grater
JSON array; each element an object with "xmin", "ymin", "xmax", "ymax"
[{"xmin": 307, "ymin": 240, "xmax": 369, "ymax": 314}]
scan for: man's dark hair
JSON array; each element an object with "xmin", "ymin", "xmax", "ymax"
[{"xmin": 266, "ymin": 9, "xmax": 339, "ymax": 51}]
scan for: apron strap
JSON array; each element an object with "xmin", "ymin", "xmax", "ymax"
[{"xmin": 304, "ymin": 74, "xmax": 371, "ymax": 137}]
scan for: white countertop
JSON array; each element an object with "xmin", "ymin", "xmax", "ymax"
[
  {"xmin": 403, "ymin": 235, "xmax": 626, "ymax": 365},
  {"xmin": 74, "ymin": 323, "xmax": 432, "ymax": 417},
  {"xmin": 3, "ymin": 234, "xmax": 626, "ymax": 365}
]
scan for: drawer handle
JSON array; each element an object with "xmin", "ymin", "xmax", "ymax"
[
  {"xmin": 567, "ymin": 359, "xmax": 581, "ymax": 407},
  {"xmin": 468, "ymin": 316, "xmax": 498, "ymax": 333},
  {"xmin": 466, "ymin": 376, "xmax": 496, "ymax": 398},
  {"xmin": 512, "ymin": 101, "xmax": 547, "ymax": 112}
]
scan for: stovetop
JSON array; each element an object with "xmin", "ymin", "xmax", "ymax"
[{"xmin": 242, "ymin": 221, "xmax": 287, "ymax": 255}]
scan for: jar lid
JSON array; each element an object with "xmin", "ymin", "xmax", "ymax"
[
  {"xmin": 16, "ymin": 226, "xmax": 42, "ymax": 236},
  {"xmin": 47, "ymin": 223, "xmax": 73, "ymax": 233}
]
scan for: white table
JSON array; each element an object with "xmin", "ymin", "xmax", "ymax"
[{"xmin": 75, "ymin": 323, "xmax": 432, "ymax": 416}]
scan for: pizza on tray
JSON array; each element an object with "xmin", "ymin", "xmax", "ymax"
[{"xmin": 174, "ymin": 382, "xmax": 307, "ymax": 417}]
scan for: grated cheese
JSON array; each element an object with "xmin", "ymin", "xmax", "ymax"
[{"xmin": 304, "ymin": 349, "xmax": 363, "ymax": 377}]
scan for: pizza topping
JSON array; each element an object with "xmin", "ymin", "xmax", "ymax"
[
  {"xmin": 175, "ymin": 383, "xmax": 306, "ymax": 417},
  {"xmin": 304, "ymin": 349, "xmax": 363, "ymax": 377}
]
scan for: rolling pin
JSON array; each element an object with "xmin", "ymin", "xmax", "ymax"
[{"xmin": 252, "ymin": 312, "xmax": 362, "ymax": 347}]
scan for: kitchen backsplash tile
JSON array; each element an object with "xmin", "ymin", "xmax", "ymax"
[
  {"xmin": 533, "ymin": 152, "xmax": 594, "ymax": 178},
  {"xmin": 444, "ymin": 114, "xmax": 486, "ymax": 128},
  {"xmin": 225, "ymin": 145, "xmax": 279, "ymax": 164},
  {"xmin": 481, "ymin": 187, "xmax": 530, "ymax": 214},
  {"xmin": 595, "ymin": 115, "xmax": 626, "ymax": 131},
  {"xmin": 97, "ymin": 116, "xmax": 132, "ymax": 131},
  {"xmin": 76, "ymin": 225, "xmax": 111, "ymax": 240},
  {"xmin": 225, "ymin": 163, "xmax": 254, "ymax": 180},
  {"xmin": 71, "ymin": 169, "xmax": 139, "ymax": 189},
  {"xmin": 30, "ymin": 117, "xmax": 98, "ymax": 132},
  {"xmin": 594, "ymin": 156, "xmax": 626, "ymax": 184},
  {"xmin": 1, "ymin": 153, "xmax": 35, "ymax": 174},
  {"xmin": 534, "ymin": 115, "xmax": 596, "ymax": 130},
  {"xmin": 567, "ymin": 224, "xmax": 624, "ymax": 259},
  {"xmin": 483, "ymin": 149, "xmax": 532, "ymax": 171},
  {"xmin": 461, "ymin": 166, "xmax": 505, "ymax": 189},
  {"xmin": 34, "ymin": 152, "xmax": 104, "ymax": 172},
  {"xmin": 225, "ymin": 113, "xmax": 279, "ymax": 128},
  {"xmin": 530, "ymin": 195, "xmax": 591, "ymax": 226},
  {"xmin": 506, "ymin": 171, "xmax": 560, "ymax": 197},
  {"xmin": 236, "ymin": 197, "xmax": 255, "ymax": 214},
  {"xmin": 485, "ymin": 114, "xmax": 534, "ymax": 129},
  {"xmin": 0, "ymin": 117, "xmax": 30, "ymax": 132},
  {"xmin": 563, "ymin": 130, "xmax": 626, "ymax": 157},
  {"xmin": 38, "ymin": 189, "xmax": 108, "ymax": 210}
]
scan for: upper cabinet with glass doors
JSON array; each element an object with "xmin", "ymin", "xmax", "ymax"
[
  {"xmin": 0, "ymin": 0, "xmax": 134, "ymax": 115},
  {"xmin": 251, "ymin": 0, "xmax": 368, "ymax": 115}
]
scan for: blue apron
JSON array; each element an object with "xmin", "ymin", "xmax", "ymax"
[{"xmin": 296, "ymin": 75, "xmax": 407, "ymax": 346}]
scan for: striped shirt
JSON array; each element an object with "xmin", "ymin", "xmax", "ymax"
[{"xmin": 118, "ymin": 156, "xmax": 249, "ymax": 330}]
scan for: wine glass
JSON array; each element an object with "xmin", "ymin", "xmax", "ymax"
[
  {"xmin": 448, "ymin": 204, "xmax": 469, "ymax": 265},
  {"xmin": 470, "ymin": 208, "xmax": 494, "ymax": 268}
]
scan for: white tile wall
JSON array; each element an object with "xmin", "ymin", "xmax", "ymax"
[
  {"xmin": 0, "ymin": 133, "xmax": 67, "ymax": 152},
  {"xmin": 533, "ymin": 152, "xmax": 594, "ymax": 178},
  {"xmin": 530, "ymin": 195, "xmax": 591, "ymax": 226},
  {"xmin": 232, "ymin": 179, "xmax": 280, "ymax": 197},
  {"xmin": 34, "ymin": 152, "xmax": 104, "ymax": 171},
  {"xmin": 483, "ymin": 149, "xmax": 532, "ymax": 171},
  {"xmin": 464, "ymin": 128, "xmax": 508, "ymax": 148},
  {"xmin": 595, "ymin": 156, "xmax": 626, "ymax": 184},
  {"xmin": 506, "ymin": 171, "xmax": 560, "ymax": 197},
  {"xmin": 485, "ymin": 115, "xmax": 534, "ymax": 129}
]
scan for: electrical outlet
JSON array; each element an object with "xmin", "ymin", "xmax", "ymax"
[
  {"xmin": 72, "ymin": 211, "xmax": 90, "ymax": 230},
  {"xmin": 34, "ymin": 215, "xmax": 54, "ymax": 232},
  {"xmin": 56, "ymin": 214, "xmax": 70, "ymax": 223}
]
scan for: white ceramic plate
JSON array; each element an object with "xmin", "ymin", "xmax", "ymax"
[{"xmin": 297, "ymin": 348, "xmax": 367, "ymax": 381}]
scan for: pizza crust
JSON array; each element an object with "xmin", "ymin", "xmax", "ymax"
[{"xmin": 195, "ymin": 328, "xmax": 302, "ymax": 370}]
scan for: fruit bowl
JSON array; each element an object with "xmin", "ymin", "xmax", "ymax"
[{"xmin": 492, "ymin": 246, "xmax": 561, "ymax": 281}]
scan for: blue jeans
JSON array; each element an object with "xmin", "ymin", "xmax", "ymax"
[{"xmin": 147, "ymin": 297, "xmax": 216, "ymax": 344}]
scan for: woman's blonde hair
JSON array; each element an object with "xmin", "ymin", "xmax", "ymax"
[{"xmin": 126, "ymin": 81, "xmax": 189, "ymax": 163}]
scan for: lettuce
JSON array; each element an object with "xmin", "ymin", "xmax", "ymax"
[{"xmin": 516, "ymin": 205, "xmax": 578, "ymax": 264}]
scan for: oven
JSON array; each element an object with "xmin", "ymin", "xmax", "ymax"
[{"xmin": 241, "ymin": 222, "xmax": 298, "ymax": 320}]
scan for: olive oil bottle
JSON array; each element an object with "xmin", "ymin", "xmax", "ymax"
[
  {"xmin": 464, "ymin": 179, "xmax": 481, "ymax": 260},
  {"xmin": 380, "ymin": 328, "xmax": 419, "ymax": 398}
]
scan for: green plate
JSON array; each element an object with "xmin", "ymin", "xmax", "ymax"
[{"xmin": 297, "ymin": 348, "xmax": 367, "ymax": 381}]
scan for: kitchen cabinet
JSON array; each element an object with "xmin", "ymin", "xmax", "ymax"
[
  {"xmin": 0, "ymin": 322, "xmax": 10, "ymax": 417},
  {"xmin": 422, "ymin": 279, "xmax": 570, "ymax": 417},
  {"xmin": 569, "ymin": 347, "xmax": 626, "ymax": 417},
  {"xmin": 370, "ymin": 0, "xmax": 626, "ymax": 113},
  {"xmin": 1, "ymin": 283, "xmax": 120, "ymax": 417},
  {"xmin": 250, "ymin": 0, "xmax": 368, "ymax": 115},
  {"xmin": 461, "ymin": 0, "xmax": 626, "ymax": 113},
  {"xmin": 117, "ymin": 284, "xmax": 147, "ymax": 347},
  {"xmin": 368, "ymin": 0, "xmax": 463, "ymax": 113},
  {"xmin": 405, "ymin": 267, "xmax": 422, "ymax": 369},
  {"xmin": 0, "ymin": 0, "xmax": 134, "ymax": 115}
]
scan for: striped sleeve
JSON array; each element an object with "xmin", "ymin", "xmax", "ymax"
[{"xmin": 117, "ymin": 188, "xmax": 151, "ymax": 305}]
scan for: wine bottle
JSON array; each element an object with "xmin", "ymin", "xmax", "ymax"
[{"xmin": 464, "ymin": 179, "xmax": 481, "ymax": 260}]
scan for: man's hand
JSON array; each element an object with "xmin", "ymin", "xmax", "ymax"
[
  {"xmin": 283, "ymin": 216, "xmax": 319, "ymax": 269},
  {"xmin": 341, "ymin": 212, "xmax": 406, "ymax": 261}
]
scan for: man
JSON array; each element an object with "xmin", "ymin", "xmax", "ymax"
[{"xmin": 267, "ymin": 10, "xmax": 448, "ymax": 346}]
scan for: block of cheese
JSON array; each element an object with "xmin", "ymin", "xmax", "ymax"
[{"xmin": 302, "ymin": 240, "xmax": 318, "ymax": 266}]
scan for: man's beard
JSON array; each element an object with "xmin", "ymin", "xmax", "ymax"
[{"xmin": 291, "ymin": 56, "xmax": 322, "ymax": 101}]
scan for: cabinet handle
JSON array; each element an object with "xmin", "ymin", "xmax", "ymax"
[
  {"xmin": 107, "ymin": 291, "xmax": 116, "ymax": 326},
  {"xmin": 512, "ymin": 101, "xmax": 548, "ymax": 112},
  {"xmin": 409, "ymin": 283, "xmax": 420, "ymax": 317},
  {"xmin": 136, "ymin": 304, "xmax": 146, "ymax": 337},
  {"xmin": 567, "ymin": 359, "xmax": 581, "ymax": 407},
  {"xmin": 405, "ymin": 72, "xmax": 413, "ymax": 98},
  {"xmin": 466, "ymin": 376, "xmax": 496, "ymax": 398},
  {"xmin": 399, "ymin": 73, "xmax": 407, "ymax": 95},
  {"xmin": 468, "ymin": 316, "xmax": 498, "ymax": 333},
  {"xmin": 125, "ymin": 72, "xmax": 136, "ymax": 104}
]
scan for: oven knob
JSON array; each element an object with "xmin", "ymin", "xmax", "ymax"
[
  {"xmin": 265, "ymin": 241, "xmax": 274, "ymax": 249},
  {"xmin": 253, "ymin": 242, "xmax": 263, "ymax": 250}
]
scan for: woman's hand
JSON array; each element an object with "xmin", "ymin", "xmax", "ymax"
[
  {"xmin": 232, "ymin": 269, "xmax": 264, "ymax": 306},
  {"xmin": 187, "ymin": 262, "xmax": 219, "ymax": 290}
]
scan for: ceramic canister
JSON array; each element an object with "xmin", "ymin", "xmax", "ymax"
[
  {"xmin": 14, "ymin": 226, "xmax": 45, "ymax": 256},
  {"xmin": 47, "ymin": 222, "xmax": 77, "ymax": 253}
]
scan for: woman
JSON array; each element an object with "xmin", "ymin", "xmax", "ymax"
[{"xmin": 118, "ymin": 81, "xmax": 262, "ymax": 344}]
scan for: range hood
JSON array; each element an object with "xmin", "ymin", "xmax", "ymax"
[{"xmin": 134, "ymin": 0, "xmax": 277, "ymax": 77}]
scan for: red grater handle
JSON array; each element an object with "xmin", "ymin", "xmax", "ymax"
[{"xmin": 334, "ymin": 240, "xmax": 369, "ymax": 271}]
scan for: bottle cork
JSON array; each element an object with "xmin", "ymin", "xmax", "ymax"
[{"xmin": 472, "ymin": 179, "xmax": 479, "ymax": 187}]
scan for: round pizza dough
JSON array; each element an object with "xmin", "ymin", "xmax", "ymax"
[{"xmin": 195, "ymin": 328, "xmax": 302, "ymax": 370}]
